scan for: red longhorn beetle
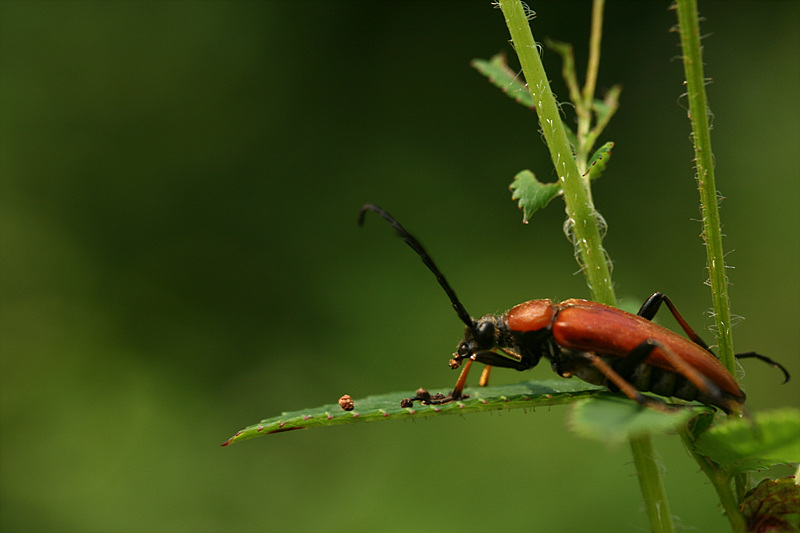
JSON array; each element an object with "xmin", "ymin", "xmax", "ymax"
[{"xmin": 358, "ymin": 204, "xmax": 789, "ymax": 415}]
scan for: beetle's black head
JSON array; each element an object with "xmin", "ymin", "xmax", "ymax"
[{"xmin": 457, "ymin": 315, "xmax": 500, "ymax": 355}]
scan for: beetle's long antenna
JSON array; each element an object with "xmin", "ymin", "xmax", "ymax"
[{"xmin": 359, "ymin": 204, "xmax": 476, "ymax": 330}]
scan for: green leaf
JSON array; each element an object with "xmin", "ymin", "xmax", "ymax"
[
  {"xmin": 740, "ymin": 477, "xmax": 800, "ymax": 532},
  {"xmin": 222, "ymin": 379, "xmax": 604, "ymax": 446},
  {"xmin": 567, "ymin": 393, "xmax": 712, "ymax": 445},
  {"xmin": 471, "ymin": 53, "xmax": 535, "ymax": 110},
  {"xmin": 584, "ymin": 141, "xmax": 614, "ymax": 182},
  {"xmin": 592, "ymin": 87, "xmax": 621, "ymax": 127},
  {"xmin": 509, "ymin": 169, "xmax": 562, "ymax": 223},
  {"xmin": 544, "ymin": 38, "xmax": 581, "ymax": 107},
  {"xmin": 691, "ymin": 408, "xmax": 800, "ymax": 475},
  {"xmin": 471, "ymin": 53, "xmax": 577, "ymax": 145}
]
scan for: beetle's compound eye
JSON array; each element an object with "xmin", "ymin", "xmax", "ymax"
[
  {"xmin": 456, "ymin": 341, "xmax": 471, "ymax": 358},
  {"xmin": 476, "ymin": 320, "xmax": 495, "ymax": 342}
]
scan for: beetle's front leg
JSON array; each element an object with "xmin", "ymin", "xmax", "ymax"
[
  {"xmin": 478, "ymin": 366, "xmax": 492, "ymax": 387},
  {"xmin": 476, "ymin": 349, "xmax": 521, "ymax": 387}
]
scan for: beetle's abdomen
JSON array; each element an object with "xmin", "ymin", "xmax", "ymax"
[
  {"xmin": 564, "ymin": 351, "xmax": 743, "ymax": 409},
  {"xmin": 551, "ymin": 299, "xmax": 744, "ymax": 399}
]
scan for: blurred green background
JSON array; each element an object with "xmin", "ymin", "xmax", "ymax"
[{"xmin": 2, "ymin": 1, "xmax": 798, "ymax": 531}]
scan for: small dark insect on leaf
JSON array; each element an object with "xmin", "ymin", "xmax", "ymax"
[
  {"xmin": 400, "ymin": 388, "xmax": 464, "ymax": 407},
  {"xmin": 338, "ymin": 395, "xmax": 355, "ymax": 411}
]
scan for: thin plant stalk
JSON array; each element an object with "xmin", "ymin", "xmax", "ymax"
[
  {"xmin": 674, "ymin": 0, "xmax": 736, "ymax": 376},
  {"xmin": 675, "ymin": 0, "xmax": 747, "ymax": 529},
  {"xmin": 497, "ymin": 0, "xmax": 614, "ymax": 306},
  {"xmin": 577, "ymin": 0, "xmax": 605, "ymax": 164},
  {"xmin": 497, "ymin": 1, "xmax": 673, "ymax": 531}
]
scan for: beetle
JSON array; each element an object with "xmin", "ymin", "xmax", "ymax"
[{"xmin": 358, "ymin": 204, "xmax": 789, "ymax": 415}]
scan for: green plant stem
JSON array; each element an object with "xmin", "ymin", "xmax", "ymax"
[
  {"xmin": 630, "ymin": 435, "xmax": 674, "ymax": 533},
  {"xmin": 675, "ymin": 0, "xmax": 748, "ymax": 528},
  {"xmin": 674, "ymin": 0, "xmax": 735, "ymax": 375},
  {"xmin": 582, "ymin": 0, "xmax": 604, "ymax": 106},
  {"xmin": 498, "ymin": 0, "xmax": 614, "ymax": 306},
  {"xmin": 679, "ymin": 429, "xmax": 747, "ymax": 533},
  {"xmin": 498, "ymin": 2, "xmax": 672, "ymax": 532},
  {"xmin": 577, "ymin": 0, "xmax": 605, "ymax": 163}
]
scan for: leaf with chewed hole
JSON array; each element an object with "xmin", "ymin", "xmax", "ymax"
[
  {"xmin": 222, "ymin": 379, "xmax": 605, "ymax": 446},
  {"xmin": 509, "ymin": 169, "xmax": 562, "ymax": 223},
  {"xmin": 567, "ymin": 393, "xmax": 712, "ymax": 444},
  {"xmin": 691, "ymin": 408, "xmax": 800, "ymax": 475}
]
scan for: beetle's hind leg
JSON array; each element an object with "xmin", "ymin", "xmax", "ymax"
[
  {"xmin": 735, "ymin": 352, "xmax": 790, "ymax": 383},
  {"xmin": 639, "ymin": 292, "xmax": 790, "ymax": 389},
  {"xmin": 637, "ymin": 292, "xmax": 712, "ymax": 351},
  {"xmin": 587, "ymin": 338, "xmax": 743, "ymax": 414},
  {"xmin": 583, "ymin": 353, "xmax": 676, "ymax": 413}
]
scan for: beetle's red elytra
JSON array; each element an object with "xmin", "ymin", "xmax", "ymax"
[
  {"xmin": 507, "ymin": 298, "xmax": 743, "ymax": 407},
  {"xmin": 358, "ymin": 204, "xmax": 789, "ymax": 415}
]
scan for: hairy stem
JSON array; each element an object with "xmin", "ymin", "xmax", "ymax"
[
  {"xmin": 674, "ymin": 0, "xmax": 735, "ymax": 375},
  {"xmin": 679, "ymin": 428, "xmax": 746, "ymax": 532},
  {"xmin": 497, "ymin": 2, "xmax": 672, "ymax": 531},
  {"xmin": 582, "ymin": 0, "xmax": 604, "ymax": 105},
  {"xmin": 675, "ymin": 0, "xmax": 747, "ymax": 527},
  {"xmin": 498, "ymin": 0, "xmax": 614, "ymax": 305},
  {"xmin": 630, "ymin": 435, "xmax": 675, "ymax": 533}
]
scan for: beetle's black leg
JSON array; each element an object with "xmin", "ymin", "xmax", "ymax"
[
  {"xmin": 640, "ymin": 339, "xmax": 741, "ymax": 414},
  {"xmin": 477, "ymin": 349, "xmax": 523, "ymax": 386},
  {"xmin": 583, "ymin": 353, "xmax": 675, "ymax": 412},
  {"xmin": 612, "ymin": 337, "xmax": 661, "ymax": 379},
  {"xmin": 735, "ymin": 352, "xmax": 790, "ymax": 383},
  {"xmin": 640, "ymin": 293, "xmax": 790, "ymax": 385},
  {"xmin": 637, "ymin": 292, "xmax": 712, "ymax": 351},
  {"xmin": 468, "ymin": 350, "xmax": 532, "ymax": 370},
  {"xmin": 588, "ymin": 338, "xmax": 744, "ymax": 414}
]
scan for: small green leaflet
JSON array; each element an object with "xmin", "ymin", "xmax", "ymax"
[
  {"xmin": 592, "ymin": 90, "xmax": 621, "ymax": 131},
  {"xmin": 222, "ymin": 379, "xmax": 605, "ymax": 446},
  {"xmin": 510, "ymin": 169, "xmax": 561, "ymax": 223},
  {"xmin": 472, "ymin": 52, "xmax": 578, "ymax": 145},
  {"xmin": 585, "ymin": 141, "xmax": 614, "ymax": 181},
  {"xmin": 509, "ymin": 143, "xmax": 613, "ymax": 223},
  {"xmin": 691, "ymin": 407, "xmax": 800, "ymax": 475},
  {"xmin": 471, "ymin": 53, "xmax": 535, "ymax": 110},
  {"xmin": 544, "ymin": 39, "xmax": 581, "ymax": 107}
]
